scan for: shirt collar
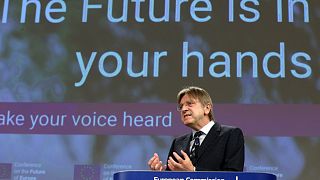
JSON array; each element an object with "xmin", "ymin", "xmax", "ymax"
[{"xmin": 192, "ymin": 121, "xmax": 215, "ymax": 136}]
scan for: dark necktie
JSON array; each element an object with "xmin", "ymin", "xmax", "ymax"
[{"xmin": 190, "ymin": 131, "xmax": 203, "ymax": 165}]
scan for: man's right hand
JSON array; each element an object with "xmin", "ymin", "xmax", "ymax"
[{"xmin": 148, "ymin": 153, "xmax": 166, "ymax": 171}]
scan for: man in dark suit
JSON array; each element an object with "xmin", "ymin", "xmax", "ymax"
[{"xmin": 148, "ymin": 86, "xmax": 244, "ymax": 171}]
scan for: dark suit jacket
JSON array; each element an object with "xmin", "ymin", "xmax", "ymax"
[{"xmin": 166, "ymin": 122, "xmax": 244, "ymax": 171}]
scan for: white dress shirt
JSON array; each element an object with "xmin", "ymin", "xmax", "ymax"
[{"xmin": 189, "ymin": 121, "xmax": 215, "ymax": 152}]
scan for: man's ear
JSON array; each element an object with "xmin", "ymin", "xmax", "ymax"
[{"xmin": 204, "ymin": 104, "xmax": 212, "ymax": 115}]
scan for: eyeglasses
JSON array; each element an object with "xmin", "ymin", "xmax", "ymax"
[{"xmin": 177, "ymin": 100, "xmax": 196, "ymax": 111}]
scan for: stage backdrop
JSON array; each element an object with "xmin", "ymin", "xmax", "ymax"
[{"xmin": 1, "ymin": 0, "xmax": 320, "ymax": 179}]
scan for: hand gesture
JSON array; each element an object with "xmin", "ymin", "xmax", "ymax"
[
  {"xmin": 167, "ymin": 150, "xmax": 195, "ymax": 171},
  {"xmin": 148, "ymin": 153, "xmax": 166, "ymax": 171}
]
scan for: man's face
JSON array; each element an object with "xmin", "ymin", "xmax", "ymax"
[{"xmin": 178, "ymin": 94, "xmax": 210, "ymax": 129}]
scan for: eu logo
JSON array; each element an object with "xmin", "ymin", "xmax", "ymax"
[{"xmin": 74, "ymin": 164, "xmax": 100, "ymax": 180}]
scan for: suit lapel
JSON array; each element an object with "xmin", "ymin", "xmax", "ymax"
[
  {"xmin": 176, "ymin": 133, "xmax": 193, "ymax": 155},
  {"xmin": 197, "ymin": 122, "xmax": 221, "ymax": 161}
]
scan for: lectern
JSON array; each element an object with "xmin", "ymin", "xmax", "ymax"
[{"xmin": 114, "ymin": 171, "xmax": 276, "ymax": 180}]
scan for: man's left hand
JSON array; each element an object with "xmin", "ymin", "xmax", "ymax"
[{"xmin": 167, "ymin": 150, "xmax": 195, "ymax": 171}]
